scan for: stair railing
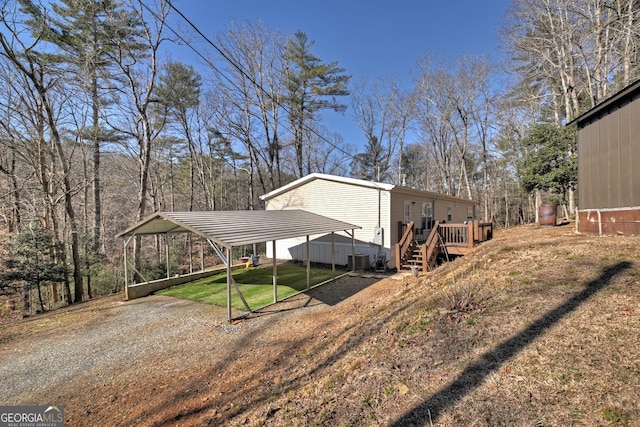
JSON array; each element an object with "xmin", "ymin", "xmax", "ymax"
[
  {"xmin": 395, "ymin": 220, "xmax": 415, "ymax": 270},
  {"xmin": 422, "ymin": 221, "xmax": 441, "ymax": 271}
]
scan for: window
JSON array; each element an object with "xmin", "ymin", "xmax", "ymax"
[
  {"xmin": 447, "ymin": 206, "xmax": 452, "ymax": 222},
  {"xmin": 423, "ymin": 202, "xmax": 432, "ymax": 218},
  {"xmin": 422, "ymin": 202, "xmax": 433, "ymax": 229},
  {"xmin": 404, "ymin": 202, "xmax": 411, "ymax": 224}
]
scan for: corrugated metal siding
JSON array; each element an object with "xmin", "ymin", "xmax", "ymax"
[
  {"xmin": 117, "ymin": 210, "xmax": 360, "ymax": 248},
  {"xmin": 631, "ymin": 96, "xmax": 640, "ymax": 206},
  {"xmin": 578, "ymin": 121, "xmax": 595, "ymax": 207},
  {"xmin": 577, "ymin": 82, "xmax": 640, "ymax": 210}
]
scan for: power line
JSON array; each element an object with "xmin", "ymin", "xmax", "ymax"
[
  {"xmin": 159, "ymin": 0, "xmax": 358, "ymax": 161},
  {"xmin": 137, "ymin": 1, "xmax": 246, "ymax": 102}
]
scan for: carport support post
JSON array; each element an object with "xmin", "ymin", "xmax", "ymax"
[
  {"xmin": 272, "ymin": 240, "xmax": 277, "ymax": 303},
  {"xmin": 306, "ymin": 235, "xmax": 311, "ymax": 290},
  {"xmin": 165, "ymin": 234, "xmax": 170, "ymax": 279},
  {"xmin": 351, "ymin": 229, "xmax": 356, "ymax": 271},
  {"xmin": 200, "ymin": 237, "xmax": 204, "ymax": 272},
  {"xmin": 123, "ymin": 235, "xmax": 133, "ymax": 299},
  {"xmin": 226, "ymin": 246, "xmax": 232, "ymax": 322},
  {"xmin": 331, "ymin": 232, "xmax": 336, "ymax": 281}
]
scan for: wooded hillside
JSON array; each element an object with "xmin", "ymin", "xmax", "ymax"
[{"xmin": 0, "ymin": 0, "xmax": 638, "ymax": 310}]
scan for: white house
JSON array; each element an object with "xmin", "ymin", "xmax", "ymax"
[{"xmin": 260, "ymin": 173, "xmax": 477, "ymax": 269}]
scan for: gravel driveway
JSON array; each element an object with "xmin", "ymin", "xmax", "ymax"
[
  {"xmin": 1, "ymin": 296, "xmax": 228, "ymax": 404},
  {"xmin": 0, "ymin": 273, "xmax": 384, "ymax": 425}
]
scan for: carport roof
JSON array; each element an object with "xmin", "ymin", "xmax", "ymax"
[{"xmin": 117, "ymin": 210, "xmax": 361, "ymax": 248}]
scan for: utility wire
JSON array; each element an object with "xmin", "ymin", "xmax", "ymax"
[
  {"xmin": 158, "ymin": 0, "xmax": 358, "ymax": 161},
  {"xmin": 137, "ymin": 1, "xmax": 247, "ymax": 101}
]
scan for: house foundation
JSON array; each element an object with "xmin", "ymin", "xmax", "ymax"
[{"xmin": 578, "ymin": 207, "xmax": 640, "ymax": 235}]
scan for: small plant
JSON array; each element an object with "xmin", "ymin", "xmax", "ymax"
[
  {"xmin": 383, "ymin": 385, "xmax": 395, "ymax": 396},
  {"xmin": 361, "ymin": 393, "xmax": 376, "ymax": 408},
  {"xmin": 602, "ymin": 407, "xmax": 630, "ymax": 425},
  {"xmin": 466, "ymin": 313, "xmax": 479, "ymax": 325},
  {"xmin": 437, "ymin": 279, "xmax": 490, "ymax": 321}
]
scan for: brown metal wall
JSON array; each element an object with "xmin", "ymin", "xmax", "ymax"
[{"xmin": 578, "ymin": 91, "xmax": 640, "ymax": 210}]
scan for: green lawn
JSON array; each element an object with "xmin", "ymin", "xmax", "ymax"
[{"xmin": 156, "ymin": 264, "xmax": 338, "ymax": 310}]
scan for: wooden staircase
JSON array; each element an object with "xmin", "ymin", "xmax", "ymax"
[
  {"xmin": 395, "ymin": 220, "xmax": 493, "ymax": 273},
  {"xmin": 403, "ymin": 241, "xmax": 423, "ymax": 270},
  {"xmin": 395, "ymin": 221, "xmax": 442, "ymax": 272}
]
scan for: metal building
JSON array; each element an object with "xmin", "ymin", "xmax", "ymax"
[{"xmin": 568, "ymin": 79, "xmax": 640, "ymax": 235}]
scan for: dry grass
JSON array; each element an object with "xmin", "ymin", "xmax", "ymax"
[
  {"xmin": 1, "ymin": 223, "xmax": 639, "ymax": 427},
  {"xmin": 251, "ymin": 224, "xmax": 640, "ymax": 426}
]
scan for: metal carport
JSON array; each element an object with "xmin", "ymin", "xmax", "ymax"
[{"xmin": 117, "ymin": 210, "xmax": 362, "ymax": 321}]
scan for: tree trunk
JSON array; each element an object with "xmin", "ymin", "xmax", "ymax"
[
  {"xmin": 21, "ymin": 284, "xmax": 30, "ymax": 318},
  {"xmin": 91, "ymin": 74, "xmax": 102, "ymax": 256}
]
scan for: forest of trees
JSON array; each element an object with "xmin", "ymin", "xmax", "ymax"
[{"xmin": 0, "ymin": 0, "xmax": 638, "ymax": 314}]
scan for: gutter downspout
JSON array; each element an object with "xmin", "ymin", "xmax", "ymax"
[{"xmin": 597, "ymin": 209, "xmax": 602, "ymax": 237}]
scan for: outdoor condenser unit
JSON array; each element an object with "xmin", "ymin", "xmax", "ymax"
[{"xmin": 348, "ymin": 253, "xmax": 369, "ymax": 270}]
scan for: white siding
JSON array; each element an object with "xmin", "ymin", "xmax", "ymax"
[
  {"xmin": 271, "ymin": 236, "xmax": 379, "ymax": 267},
  {"xmin": 263, "ymin": 174, "xmax": 476, "ymax": 269},
  {"xmin": 265, "ymin": 178, "xmax": 392, "ymax": 266}
]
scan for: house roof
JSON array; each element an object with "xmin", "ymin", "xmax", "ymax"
[
  {"xmin": 117, "ymin": 210, "xmax": 361, "ymax": 248},
  {"xmin": 567, "ymin": 78, "xmax": 640, "ymax": 127},
  {"xmin": 260, "ymin": 173, "xmax": 475, "ymax": 204}
]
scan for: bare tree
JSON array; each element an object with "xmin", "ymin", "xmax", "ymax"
[
  {"xmin": 212, "ymin": 21, "xmax": 288, "ymax": 197},
  {"xmin": 350, "ymin": 77, "xmax": 402, "ymax": 182},
  {"xmin": 0, "ymin": 10, "xmax": 84, "ymax": 302},
  {"xmin": 503, "ymin": 0, "xmax": 640, "ymax": 122},
  {"xmin": 106, "ymin": 0, "xmax": 170, "ymax": 282},
  {"xmin": 413, "ymin": 56, "xmax": 465, "ymax": 196}
]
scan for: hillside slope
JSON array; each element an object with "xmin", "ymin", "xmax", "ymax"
[
  {"xmin": 244, "ymin": 223, "xmax": 640, "ymax": 426},
  {"xmin": 0, "ymin": 223, "xmax": 638, "ymax": 426}
]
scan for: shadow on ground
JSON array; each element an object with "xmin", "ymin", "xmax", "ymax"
[
  {"xmin": 389, "ymin": 261, "xmax": 632, "ymax": 426},
  {"xmin": 248, "ymin": 274, "xmax": 383, "ymax": 320}
]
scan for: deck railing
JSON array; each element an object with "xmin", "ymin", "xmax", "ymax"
[
  {"xmin": 395, "ymin": 220, "xmax": 415, "ymax": 270},
  {"xmin": 439, "ymin": 221, "xmax": 493, "ymax": 249},
  {"xmin": 395, "ymin": 220, "xmax": 493, "ymax": 271},
  {"xmin": 421, "ymin": 221, "xmax": 441, "ymax": 271}
]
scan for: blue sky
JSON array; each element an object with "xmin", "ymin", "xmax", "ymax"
[{"xmin": 170, "ymin": 0, "xmax": 512, "ymax": 151}]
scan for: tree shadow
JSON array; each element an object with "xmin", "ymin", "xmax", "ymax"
[
  {"xmin": 389, "ymin": 261, "xmax": 632, "ymax": 426},
  {"xmin": 247, "ymin": 275, "xmax": 381, "ymax": 320},
  {"xmin": 141, "ymin": 276, "xmax": 416, "ymax": 426},
  {"xmin": 303, "ymin": 276, "xmax": 380, "ymax": 306}
]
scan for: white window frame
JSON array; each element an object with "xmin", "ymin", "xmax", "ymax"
[{"xmin": 404, "ymin": 201, "xmax": 411, "ymax": 224}]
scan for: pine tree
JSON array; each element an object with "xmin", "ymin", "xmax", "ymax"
[
  {"xmin": 1, "ymin": 225, "xmax": 67, "ymax": 317},
  {"xmin": 518, "ymin": 123, "xmax": 577, "ymax": 207},
  {"xmin": 46, "ymin": 0, "xmax": 142, "ymax": 256},
  {"xmin": 284, "ymin": 31, "xmax": 350, "ymax": 177}
]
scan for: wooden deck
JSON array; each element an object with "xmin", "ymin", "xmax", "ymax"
[{"xmin": 395, "ymin": 220, "xmax": 493, "ymax": 272}]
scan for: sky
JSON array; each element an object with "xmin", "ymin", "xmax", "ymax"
[{"xmin": 168, "ymin": 0, "xmax": 512, "ymax": 152}]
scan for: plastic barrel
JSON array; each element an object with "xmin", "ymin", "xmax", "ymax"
[{"xmin": 539, "ymin": 203, "xmax": 558, "ymax": 225}]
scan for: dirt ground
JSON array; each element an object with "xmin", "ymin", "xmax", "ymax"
[
  {"xmin": 0, "ymin": 269, "xmax": 395, "ymax": 426},
  {"xmin": 1, "ymin": 223, "xmax": 639, "ymax": 426}
]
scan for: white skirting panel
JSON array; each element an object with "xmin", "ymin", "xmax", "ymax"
[{"xmin": 267, "ymin": 238, "xmax": 390, "ymax": 268}]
